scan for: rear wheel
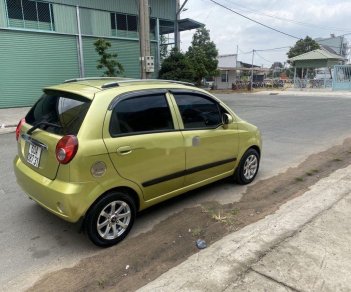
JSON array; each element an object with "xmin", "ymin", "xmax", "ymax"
[
  {"xmin": 85, "ymin": 191, "xmax": 136, "ymax": 247},
  {"xmin": 235, "ymin": 148, "xmax": 260, "ymax": 185}
]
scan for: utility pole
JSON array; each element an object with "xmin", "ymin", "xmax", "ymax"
[
  {"xmin": 236, "ymin": 45, "xmax": 239, "ymax": 81},
  {"xmin": 76, "ymin": 6, "xmax": 85, "ymax": 78},
  {"xmin": 175, "ymin": 0, "xmax": 188, "ymax": 49},
  {"xmin": 174, "ymin": 0, "xmax": 180, "ymax": 49},
  {"xmin": 139, "ymin": 0, "xmax": 152, "ymax": 79},
  {"xmin": 250, "ymin": 49, "xmax": 255, "ymax": 91}
]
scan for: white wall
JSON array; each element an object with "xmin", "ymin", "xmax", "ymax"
[{"xmin": 214, "ymin": 70, "xmax": 237, "ymax": 89}]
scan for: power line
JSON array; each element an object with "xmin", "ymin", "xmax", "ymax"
[
  {"xmin": 239, "ymin": 46, "xmax": 291, "ymax": 54},
  {"xmin": 255, "ymin": 46, "xmax": 291, "ymax": 52},
  {"xmin": 238, "ymin": 48, "xmax": 253, "ymax": 55},
  {"xmin": 255, "ymin": 51, "xmax": 274, "ymax": 64},
  {"xmin": 222, "ymin": 0, "xmax": 351, "ymax": 33},
  {"xmin": 207, "ymin": 0, "xmax": 300, "ymax": 39}
]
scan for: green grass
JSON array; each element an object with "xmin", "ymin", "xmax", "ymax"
[{"xmin": 191, "ymin": 227, "xmax": 203, "ymax": 237}]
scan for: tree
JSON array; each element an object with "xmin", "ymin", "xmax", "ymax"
[
  {"xmin": 270, "ymin": 62, "xmax": 284, "ymax": 70},
  {"xmin": 287, "ymin": 36, "xmax": 320, "ymax": 59},
  {"xmin": 94, "ymin": 38, "xmax": 124, "ymax": 77},
  {"xmin": 186, "ymin": 27, "xmax": 219, "ymax": 85},
  {"xmin": 270, "ymin": 62, "xmax": 284, "ymax": 78},
  {"xmin": 159, "ymin": 35, "xmax": 169, "ymax": 63},
  {"xmin": 159, "ymin": 48, "xmax": 194, "ymax": 82}
]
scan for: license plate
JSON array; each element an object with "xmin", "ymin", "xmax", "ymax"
[{"xmin": 27, "ymin": 144, "xmax": 42, "ymax": 168}]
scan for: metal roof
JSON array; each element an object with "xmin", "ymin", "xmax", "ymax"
[
  {"xmin": 160, "ymin": 18, "xmax": 204, "ymax": 34},
  {"xmin": 218, "ymin": 67, "xmax": 269, "ymax": 72},
  {"xmin": 289, "ymin": 49, "xmax": 346, "ymax": 62}
]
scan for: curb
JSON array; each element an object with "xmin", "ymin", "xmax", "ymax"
[
  {"xmin": 0, "ymin": 125, "xmax": 16, "ymax": 135},
  {"xmin": 139, "ymin": 165, "xmax": 351, "ymax": 291},
  {"xmin": 1, "ymin": 124, "xmax": 17, "ymax": 128}
]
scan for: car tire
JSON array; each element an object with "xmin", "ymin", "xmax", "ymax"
[
  {"xmin": 234, "ymin": 148, "xmax": 260, "ymax": 185},
  {"xmin": 85, "ymin": 191, "xmax": 136, "ymax": 247}
]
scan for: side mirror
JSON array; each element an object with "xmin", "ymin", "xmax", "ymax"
[{"xmin": 222, "ymin": 113, "xmax": 233, "ymax": 125}]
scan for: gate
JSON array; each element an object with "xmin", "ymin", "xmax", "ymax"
[{"xmin": 332, "ymin": 65, "xmax": 351, "ymax": 90}]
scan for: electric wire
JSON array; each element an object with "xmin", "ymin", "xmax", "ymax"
[
  {"xmin": 255, "ymin": 46, "xmax": 291, "ymax": 52},
  {"xmin": 222, "ymin": 0, "xmax": 351, "ymax": 32},
  {"xmin": 239, "ymin": 46, "xmax": 292, "ymax": 54},
  {"xmin": 207, "ymin": 0, "xmax": 300, "ymax": 39},
  {"xmin": 255, "ymin": 51, "xmax": 274, "ymax": 64}
]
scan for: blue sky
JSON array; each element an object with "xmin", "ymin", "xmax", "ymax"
[{"xmin": 179, "ymin": 0, "xmax": 351, "ymax": 67}]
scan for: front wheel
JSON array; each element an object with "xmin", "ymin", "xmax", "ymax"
[
  {"xmin": 235, "ymin": 148, "xmax": 260, "ymax": 185},
  {"xmin": 85, "ymin": 191, "xmax": 136, "ymax": 247}
]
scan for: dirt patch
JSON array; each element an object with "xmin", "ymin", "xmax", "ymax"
[
  {"xmin": 210, "ymin": 88, "xmax": 289, "ymax": 94},
  {"xmin": 29, "ymin": 138, "xmax": 351, "ymax": 292}
]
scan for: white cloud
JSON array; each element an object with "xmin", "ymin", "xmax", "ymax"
[{"xmin": 179, "ymin": 0, "xmax": 351, "ymax": 67}]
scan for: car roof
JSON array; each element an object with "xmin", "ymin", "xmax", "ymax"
[{"xmin": 44, "ymin": 78, "xmax": 197, "ymax": 100}]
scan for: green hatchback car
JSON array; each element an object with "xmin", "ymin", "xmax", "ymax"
[{"xmin": 14, "ymin": 78, "xmax": 261, "ymax": 247}]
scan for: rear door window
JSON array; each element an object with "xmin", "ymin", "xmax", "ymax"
[
  {"xmin": 109, "ymin": 93, "xmax": 174, "ymax": 136},
  {"xmin": 26, "ymin": 91, "xmax": 91, "ymax": 135}
]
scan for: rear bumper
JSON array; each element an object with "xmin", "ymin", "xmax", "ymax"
[{"xmin": 14, "ymin": 155, "xmax": 99, "ymax": 223}]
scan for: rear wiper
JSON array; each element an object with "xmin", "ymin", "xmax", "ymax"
[{"xmin": 27, "ymin": 121, "xmax": 62, "ymax": 135}]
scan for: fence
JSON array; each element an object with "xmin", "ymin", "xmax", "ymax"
[
  {"xmin": 294, "ymin": 78, "xmax": 333, "ymax": 89},
  {"xmin": 293, "ymin": 65, "xmax": 351, "ymax": 90},
  {"xmin": 332, "ymin": 65, "xmax": 351, "ymax": 90}
]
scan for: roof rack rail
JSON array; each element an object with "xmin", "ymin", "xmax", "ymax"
[
  {"xmin": 64, "ymin": 77, "xmax": 129, "ymax": 83},
  {"xmin": 101, "ymin": 79, "xmax": 195, "ymax": 89}
]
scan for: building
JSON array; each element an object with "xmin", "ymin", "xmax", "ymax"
[
  {"xmin": 288, "ymin": 48, "xmax": 346, "ymax": 89},
  {"xmin": 214, "ymin": 54, "xmax": 266, "ymax": 89},
  {"xmin": 315, "ymin": 34, "xmax": 349, "ymax": 60},
  {"xmin": 214, "ymin": 54, "xmax": 238, "ymax": 89},
  {"xmin": 0, "ymin": 0, "xmax": 201, "ymax": 108}
]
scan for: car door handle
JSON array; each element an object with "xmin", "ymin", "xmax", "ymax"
[{"xmin": 117, "ymin": 146, "xmax": 132, "ymax": 155}]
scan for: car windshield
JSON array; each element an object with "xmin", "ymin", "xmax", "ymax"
[{"xmin": 26, "ymin": 90, "xmax": 91, "ymax": 135}]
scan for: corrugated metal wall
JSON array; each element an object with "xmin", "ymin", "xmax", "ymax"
[
  {"xmin": 46, "ymin": 0, "xmax": 138, "ymax": 15},
  {"xmin": 83, "ymin": 38, "xmax": 159, "ymax": 79},
  {"xmin": 0, "ymin": 0, "xmax": 167, "ymax": 108},
  {"xmin": 0, "ymin": 0, "xmax": 7, "ymax": 27},
  {"xmin": 83, "ymin": 37, "xmax": 141, "ymax": 78},
  {"xmin": 45, "ymin": 0, "xmax": 175, "ymax": 20},
  {"xmin": 0, "ymin": 30, "xmax": 79, "ymax": 108},
  {"xmin": 52, "ymin": 4, "xmax": 78, "ymax": 34},
  {"xmin": 80, "ymin": 8, "xmax": 111, "ymax": 37},
  {"xmin": 150, "ymin": 0, "xmax": 175, "ymax": 20}
]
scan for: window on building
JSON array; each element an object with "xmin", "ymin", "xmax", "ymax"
[
  {"xmin": 150, "ymin": 18, "xmax": 156, "ymax": 34},
  {"xmin": 116, "ymin": 14, "xmax": 127, "ymax": 30},
  {"xmin": 221, "ymin": 72, "xmax": 228, "ymax": 82},
  {"xmin": 127, "ymin": 15, "xmax": 137, "ymax": 31},
  {"xmin": 110, "ymin": 12, "xmax": 138, "ymax": 37},
  {"xmin": 6, "ymin": 0, "xmax": 54, "ymax": 31},
  {"xmin": 159, "ymin": 19, "xmax": 174, "ymax": 35}
]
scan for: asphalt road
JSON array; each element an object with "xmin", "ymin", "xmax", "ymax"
[{"xmin": 1, "ymin": 93, "xmax": 351, "ymax": 290}]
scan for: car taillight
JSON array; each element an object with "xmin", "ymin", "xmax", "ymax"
[
  {"xmin": 16, "ymin": 118, "xmax": 26, "ymax": 141},
  {"xmin": 55, "ymin": 135, "xmax": 78, "ymax": 164}
]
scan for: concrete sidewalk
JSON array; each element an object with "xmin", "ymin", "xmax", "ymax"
[
  {"xmin": 0, "ymin": 107, "xmax": 30, "ymax": 134},
  {"xmin": 139, "ymin": 165, "xmax": 351, "ymax": 291},
  {"xmin": 256, "ymin": 89, "xmax": 351, "ymax": 98}
]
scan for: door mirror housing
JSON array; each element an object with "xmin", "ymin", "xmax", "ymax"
[{"xmin": 222, "ymin": 113, "xmax": 233, "ymax": 125}]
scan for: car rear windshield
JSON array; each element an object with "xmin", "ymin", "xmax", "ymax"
[{"xmin": 26, "ymin": 90, "xmax": 91, "ymax": 135}]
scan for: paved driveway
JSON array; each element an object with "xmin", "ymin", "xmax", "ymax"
[{"xmin": 1, "ymin": 93, "xmax": 351, "ymax": 290}]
